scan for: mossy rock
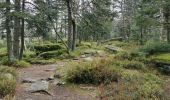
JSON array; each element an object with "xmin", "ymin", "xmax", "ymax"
[
  {"xmin": 152, "ymin": 53, "xmax": 170, "ymax": 64},
  {"xmin": 34, "ymin": 44, "xmax": 64, "ymax": 53},
  {"xmin": 38, "ymin": 49, "xmax": 67, "ymax": 59},
  {"xmin": 151, "ymin": 53, "xmax": 170, "ymax": 75}
]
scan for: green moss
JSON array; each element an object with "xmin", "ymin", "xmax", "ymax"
[
  {"xmin": 38, "ymin": 49, "xmax": 67, "ymax": 59},
  {"xmin": 152, "ymin": 53, "xmax": 170, "ymax": 64},
  {"xmin": 34, "ymin": 44, "xmax": 64, "ymax": 53}
]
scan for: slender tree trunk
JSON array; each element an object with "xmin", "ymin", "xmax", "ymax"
[
  {"xmin": 13, "ymin": 0, "xmax": 21, "ymax": 59},
  {"xmin": 140, "ymin": 26, "xmax": 143, "ymax": 45},
  {"xmin": 19, "ymin": 0, "xmax": 25, "ymax": 60},
  {"xmin": 6, "ymin": 0, "xmax": 13, "ymax": 63},
  {"xmin": 66, "ymin": 0, "xmax": 73, "ymax": 51},
  {"xmin": 72, "ymin": 19, "xmax": 76, "ymax": 51},
  {"xmin": 163, "ymin": 2, "xmax": 170, "ymax": 43}
]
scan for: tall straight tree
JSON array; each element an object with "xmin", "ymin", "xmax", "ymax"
[
  {"xmin": 13, "ymin": 0, "xmax": 21, "ymax": 59},
  {"xmin": 19, "ymin": 0, "xmax": 25, "ymax": 60},
  {"xmin": 163, "ymin": 0, "xmax": 170, "ymax": 43},
  {"xmin": 66, "ymin": 0, "xmax": 73, "ymax": 51},
  {"xmin": 6, "ymin": 0, "xmax": 13, "ymax": 62}
]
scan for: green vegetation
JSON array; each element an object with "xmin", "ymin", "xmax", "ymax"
[
  {"xmin": 0, "ymin": 0, "xmax": 170, "ymax": 99},
  {"xmin": 99, "ymin": 71, "xmax": 165, "ymax": 99},
  {"xmin": 13, "ymin": 60, "xmax": 31, "ymax": 68},
  {"xmin": 152, "ymin": 53, "xmax": 170, "ymax": 64},
  {"xmin": 34, "ymin": 44, "xmax": 64, "ymax": 53},
  {"xmin": 65, "ymin": 58, "xmax": 121, "ymax": 84},
  {"xmin": 140, "ymin": 41, "xmax": 170, "ymax": 55},
  {"xmin": 0, "ymin": 66, "xmax": 17, "ymax": 98}
]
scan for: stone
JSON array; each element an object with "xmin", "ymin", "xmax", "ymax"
[
  {"xmin": 22, "ymin": 78, "xmax": 36, "ymax": 83},
  {"xmin": 25, "ymin": 99, "xmax": 33, "ymax": 100},
  {"xmin": 83, "ymin": 57, "xmax": 93, "ymax": 62},
  {"xmin": 46, "ymin": 77, "xmax": 54, "ymax": 81},
  {"xmin": 44, "ymin": 69, "xmax": 55, "ymax": 72},
  {"xmin": 81, "ymin": 50, "xmax": 97, "ymax": 56},
  {"xmin": 105, "ymin": 45, "xmax": 122, "ymax": 52},
  {"xmin": 28, "ymin": 80, "xmax": 49, "ymax": 92},
  {"xmin": 54, "ymin": 74, "xmax": 61, "ymax": 79},
  {"xmin": 53, "ymin": 79, "xmax": 66, "ymax": 86},
  {"xmin": 73, "ymin": 58, "xmax": 79, "ymax": 60},
  {"xmin": 81, "ymin": 55, "xmax": 86, "ymax": 58}
]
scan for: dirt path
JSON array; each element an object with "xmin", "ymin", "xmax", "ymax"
[{"xmin": 15, "ymin": 64, "xmax": 96, "ymax": 100}]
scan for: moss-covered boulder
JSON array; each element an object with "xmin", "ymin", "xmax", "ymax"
[
  {"xmin": 38, "ymin": 49, "xmax": 67, "ymax": 59},
  {"xmin": 34, "ymin": 44, "xmax": 64, "ymax": 53},
  {"xmin": 151, "ymin": 53, "xmax": 170, "ymax": 75}
]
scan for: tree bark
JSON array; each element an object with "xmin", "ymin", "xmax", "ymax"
[
  {"xmin": 140, "ymin": 26, "xmax": 143, "ymax": 45},
  {"xmin": 72, "ymin": 19, "xmax": 76, "ymax": 51},
  {"xmin": 66, "ymin": 0, "xmax": 73, "ymax": 51},
  {"xmin": 13, "ymin": 0, "xmax": 21, "ymax": 59},
  {"xmin": 6, "ymin": 0, "xmax": 14, "ymax": 63},
  {"xmin": 19, "ymin": 0, "xmax": 25, "ymax": 60}
]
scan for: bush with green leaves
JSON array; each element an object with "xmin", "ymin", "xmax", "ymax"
[
  {"xmin": 140, "ymin": 40, "xmax": 170, "ymax": 55},
  {"xmin": 122, "ymin": 60, "xmax": 146, "ymax": 71},
  {"xmin": 66, "ymin": 58, "xmax": 122, "ymax": 84},
  {"xmin": 27, "ymin": 58, "xmax": 56, "ymax": 65},
  {"xmin": 115, "ymin": 51, "xmax": 147, "ymax": 62},
  {"xmin": 99, "ymin": 70, "xmax": 165, "ymax": 99},
  {"xmin": 23, "ymin": 50, "xmax": 36, "ymax": 59},
  {"xmin": 13, "ymin": 60, "xmax": 31, "ymax": 68},
  {"xmin": 0, "ymin": 66, "xmax": 17, "ymax": 98}
]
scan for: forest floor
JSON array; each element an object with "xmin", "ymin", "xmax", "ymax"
[{"xmin": 15, "ymin": 63, "xmax": 97, "ymax": 100}]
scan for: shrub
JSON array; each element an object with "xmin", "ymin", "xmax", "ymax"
[
  {"xmin": 122, "ymin": 60, "xmax": 146, "ymax": 71},
  {"xmin": 27, "ymin": 58, "xmax": 55, "ymax": 65},
  {"xmin": 76, "ymin": 42, "xmax": 92, "ymax": 48},
  {"xmin": 66, "ymin": 58, "xmax": 122, "ymax": 84},
  {"xmin": 0, "ymin": 80, "xmax": 16, "ymax": 98},
  {"xmin": 0, "ymin": 57, "xmax": 8, "ymax": 65},
  {"xmin": 115, "ymin": 51, "xmax": 147, "ymax": 62},
  {"xmin": 0, "ymin": 48, "xmax": 7, "ymax": 60},
  {"xmin": 0, "ymin": 66, "xmax": 17, "ymax": 98},
  {"xmin": 99, "ymin": 70, "xmax": 165, "ymax": 99},
  {"xmin": 34, "ymin": 44, "xmax": 64, "ymax": 53},
  {"xmin": 13, "ymin": 60, "xmax": 31, "ymax": 68},
  {"xmin": 23, "ymin": 50, "xmax": 36, "ymax": 59},
  {"xmin": 140, "ymin": 40, "xmax": 170, "ymax": 55}
]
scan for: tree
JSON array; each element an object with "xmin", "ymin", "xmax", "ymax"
[
  {"xmin": 6, "ymin": 0, "xmax": 13, "ymax": 62},
  {"xmin": 19, "ymin": 0, "xmax": 25, "ymax": 60},
  {"xmin": 13, "ymin": 0, "xmax": 21, "ymax": 59}
]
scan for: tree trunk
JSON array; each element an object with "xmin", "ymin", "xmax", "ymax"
[
  {"xmin": 140, "ymin": 26, "xmax": 143, "ymax": 45},
  {"xmin": 66, "ymin": 0, "xmax": 73, "ymax": 51},
  {"xmin": 13, "ymin": 0, "xmax": 21, "ymax": 59},
  {"xmin": 72, "ymin": 19, "xmax": 76, "ymax": 51},
  {"xmin": 6, "ymin": 0, "xmax": 14, "ymax": 63},
  {"xmin": 163, "ymin": 2, "xmax": 170, "ymax": 43},
  {"xmin": 19, "ymin": 0, "xmax": 25, "ymax": 60}
]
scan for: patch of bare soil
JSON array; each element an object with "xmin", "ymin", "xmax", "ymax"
[{"xmin": 15, "ymin": 64, "xmax": 96, "ymax": 100}]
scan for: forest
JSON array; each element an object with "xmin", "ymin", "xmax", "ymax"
[{"xmin": 0, "ymin": 0, "xmax": 170, "ymax": 100}]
